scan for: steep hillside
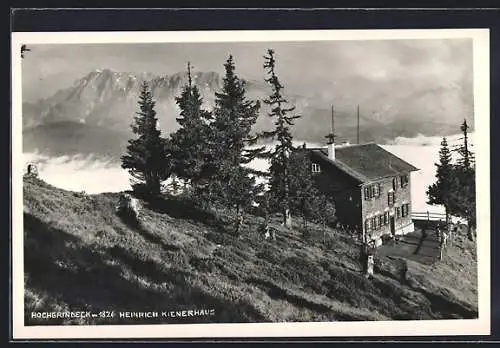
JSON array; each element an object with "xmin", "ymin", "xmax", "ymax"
[{"xmin": 23, "ymin": 176, "xmax": 478, "ymax": 325}]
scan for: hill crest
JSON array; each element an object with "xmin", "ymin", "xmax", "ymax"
[{"xmin": 23, "ymin": 176, "xmax": 478, "ymax": 325}]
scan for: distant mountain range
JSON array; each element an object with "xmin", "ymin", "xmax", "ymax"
[{"xmin": 23, "ymin": 68, "xmax": 473, "ymax": 160}]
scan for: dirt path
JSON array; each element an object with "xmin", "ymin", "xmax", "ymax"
[{"xmin": 376, "ymin": 224, "xmax": 441, "ymax": 265}]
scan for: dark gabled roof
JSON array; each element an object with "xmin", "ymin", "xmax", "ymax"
[{"xmin": 310, "ymin": 143, "xmax": 419, "ymax": 183}]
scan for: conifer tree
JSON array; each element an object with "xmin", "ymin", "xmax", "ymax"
[
  {"xmin": 121, "ymin": 81, "xmax": 171, "ymax": 198},
  {"xmin": 259, "ymin": 49, "xmax": 301, "ymax": 228},
  {"xmin": 426, "ymin": 137, "xmax": 454, "ymax": 223},
  {"xmin": 456, "ymin": 119, "xmax": 474, "ymax": 168},
  {"xmin": 449, "ymin": 119, "xmax": 476, "ymax": 241},
  {"xmin": 211, "ymin": 55, "xmax": 261, "ymax": 165},
  {"xmin": 207, "ymin": 55, "xmax": 263, "ymax": 217},
  {"xmin": 169, "ymin": 63, "xmax": 213, "ymax": 195}
]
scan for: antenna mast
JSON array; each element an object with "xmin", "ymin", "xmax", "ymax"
[
  {"xmin": 331, "ymin": 105, "xmax": 334, "ymax": 134},
  {"xmin": 326, "ymin": 105, "xmax": 335, "ymax": 144},
  {"xmin": 357, "ymin": 104, "xmax": 360, "ymax": 144}
]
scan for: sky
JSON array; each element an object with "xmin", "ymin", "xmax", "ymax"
[{"xmin": 22, "ymin": 38, "xmax": 473, "ymax": 105}]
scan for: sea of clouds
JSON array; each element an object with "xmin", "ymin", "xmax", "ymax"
[{"xmin": 23, "ymin": 132, "xmax": 475, "ymax": 215}]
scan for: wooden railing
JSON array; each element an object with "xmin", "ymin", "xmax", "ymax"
[
  {"xmin": 412, "ymin": 211, "xmax": 468, "ymax": 227},
  {"xmin": 411, "ymin": 211, "xmax": 447, "ymax": 222}
]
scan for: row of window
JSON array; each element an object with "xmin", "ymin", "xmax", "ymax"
[
  {"xmin": 393, "ymin": 175, "xmax": 409, "ymax": 191},
  {"xmin": 364, "ymin": 203, "xmax": 411, "ymax": 233},
  {"xmin": 363, "ymin": 184, "xmax": 381, "ymax": 200},
  {"xmin": 311, "ymin": 161, "xmax": 409, "ymax": 193},
  {"xmin": 364, "ymin": 175, "xmax": 410, "ymax": 201},
  {"xmin": 367, "ymin": 187, "xmax": 396, "ymax": 206},
  {"xmin": 394, "ymin": 203, "xmax": 410, "ymax": 219},
  {"xmin": 365, "ymin": 211, "xmax": 390, "ymax": 232},
  {"xmin": 400, "ymin": 203, "xmax": 410, "ymax": 218}
]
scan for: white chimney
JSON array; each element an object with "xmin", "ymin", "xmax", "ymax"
[
  {"xmin": 327, "ymin": 142, "xmax": 335, "ymax": 161},
  {"xmin": 326, "ymin": 104, "xmax": 336, "ymax": 160}
]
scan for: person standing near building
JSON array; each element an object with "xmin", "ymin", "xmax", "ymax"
[
  {"xmin": 366, "ymin": 240, "xmax": 376, "ymax": 278},
  {"xmin": 362, "ymin": 236, "xmax": 376, "ymax": 278}
]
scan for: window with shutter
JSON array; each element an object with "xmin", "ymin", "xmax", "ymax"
[
  {"xmin": 402, "ymin": 203, "xmax": 409, "ymax": 217},
  {"xmin": 387, "ymin": 191, "xmax": 395, "ymax": 206},
  {"xmin": 400, "ymin": 175, "xmax": 409, "ymax": 188}
]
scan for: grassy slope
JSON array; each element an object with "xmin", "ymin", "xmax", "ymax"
[{"xmin": 23, "ymin": 177, "xmax": 478, "ymax": 325}]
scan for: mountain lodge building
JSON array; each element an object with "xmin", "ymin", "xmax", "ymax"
[{"xmin": 299, "ymin": 138, "xmax": 419, "ymax": 247}]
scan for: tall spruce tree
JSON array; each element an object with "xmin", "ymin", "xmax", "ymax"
[
  {"xmin": 169, "ymin": 63, "xmax": 213, "ymax": 195},
  {"xmin": 207, "ymin": 55, "xmax": 262, "ymax": 216},
  {"xmin": 121, "ymin": 81, "xmax": 171, "ymax": 198},
  {"xmin": 211, "ymin": 55, "xmax": 261, "ymax": 165},
  {"xmin": 449, "ymin": 119, "xmax": 476, "ymax": 241},
  {"xmin": 457, "ymin": 119, "xmax": 474, "ymax": 168},
  {"xmin": 260, "ymin": 49, "xmax": 301, "ymax": 228},
  {"xmin": 426, "ymin": 137, "xmax": 454, "ymax": 224}
]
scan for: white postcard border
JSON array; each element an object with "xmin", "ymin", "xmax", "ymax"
[{"xmin": 11, "ymin": 28, "xmax": 491, "ymax": 339}]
